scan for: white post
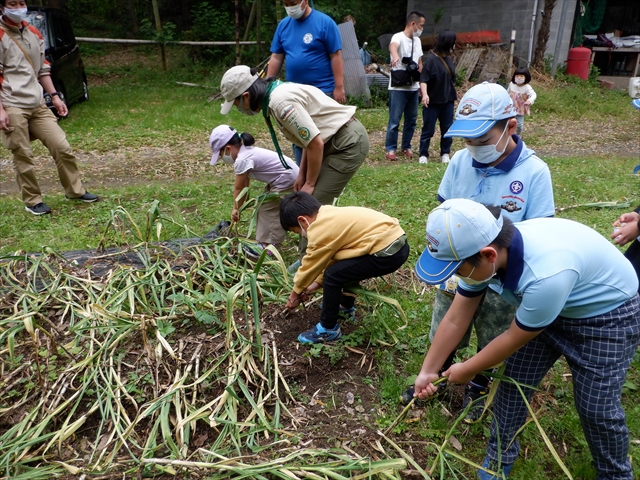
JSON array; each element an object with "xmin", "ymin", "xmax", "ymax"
[
  {"xmin": 528, "ymin": 0, "xmax": 540, "ymax": 65},
  {"xmin": 508, "ymin": 30, "xmax": 516, "ymax": 80},
  {"xmin": 550, "ymin": 0, "xmax": 570, "ymax": 77}
]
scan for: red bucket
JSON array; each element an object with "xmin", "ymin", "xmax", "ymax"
[{"xmin": 566, "ymin": 47, "xmax": 592, "ymax": 80}]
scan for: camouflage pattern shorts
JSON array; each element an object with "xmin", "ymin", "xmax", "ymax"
[{"xmin": 429, "ymin": 286, "xmax": 516, "ymax": 349}]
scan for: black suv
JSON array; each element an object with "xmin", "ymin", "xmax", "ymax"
[{"xmin": 25, "ymin": 7, "xmax": 88, "ymax": 108}]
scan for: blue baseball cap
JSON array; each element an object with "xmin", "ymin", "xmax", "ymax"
[
  {"xmin": 444, "ymin": 82, "xmax": 515, "ymax": 138},
  {"xmin": 415, "ymin": 199, "xmax": 503, "ymax": 285}
]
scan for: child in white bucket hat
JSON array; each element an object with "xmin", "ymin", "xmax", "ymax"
[{"xmin": 209, "ymin": 124, "xmax": 298, "ymax": 250}]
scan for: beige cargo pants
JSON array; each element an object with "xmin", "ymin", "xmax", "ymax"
[{"xmin": 1, "ymin": 103, "xmax": 84, "ymax": 207}]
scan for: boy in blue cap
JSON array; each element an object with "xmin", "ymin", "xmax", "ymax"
[
  {"xmin": 413, "ymin": 198, "xmax": 639, "ymax": 480},
  {"xmin": 402, "ymin": 82, "xmax": 555, "ymax": 420}
]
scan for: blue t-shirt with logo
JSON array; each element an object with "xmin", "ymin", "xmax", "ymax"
[
  {"xmin": 458, "ymin": 217, "xmax": 639, "ymax": 330},
  {"xmin": 270, "ymin": 10, "xmax": 342, "ymax": 94},
  {"xmin": 437, "ymin": 136, "xmax": 555, "ymax": 222},
  {"xmin": 436, "ymin": 136, "xmax": 555, "ymax": 295}
]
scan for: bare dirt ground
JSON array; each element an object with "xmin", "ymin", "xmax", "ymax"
[
  {"xmin": 0, "ymin": 46, "xmax": 638, "ymax": 196},
  {"xmin": 0, "ymin": 244, "xmax": 569, "ymax": 479},
  {"xmin": 1, "ymin": 114, "xmax": 637, "ymax": 197}
]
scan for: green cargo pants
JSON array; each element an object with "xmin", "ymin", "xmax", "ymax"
[
  {"xmin": 299, "ymin": 118, "xmax": 369, "ymax": 255},
  {"xmin": 429, "ymin": 285, "xmax": 516, "ymax": 350}
]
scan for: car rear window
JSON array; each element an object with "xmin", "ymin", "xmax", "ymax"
[{"xmin": 25, "ymin": 12, "xmax": 50, "ymax": 49}]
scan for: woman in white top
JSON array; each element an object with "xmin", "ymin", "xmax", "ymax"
[{"xmin": 209, "ymin": 124, "xmax": 299, "ymax": 247}]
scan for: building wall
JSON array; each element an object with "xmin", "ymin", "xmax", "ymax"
[{"xmin": 407, "ymin": 0, "xmax": 577, "ymax": 66}]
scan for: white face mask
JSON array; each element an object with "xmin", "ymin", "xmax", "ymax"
[
  {"xmin": 4, "ymin": 7, "xmax": 27, "ymax": 23},
  {"xmin": 298, "ymin": 218, "xmax": 309, "ymax": 238},
  {"xmin": 466, "ymin": 123, "xmax": 510, "ymax": 165},
  {"xmin": 413, "ymin": 26, "xmax": 423, "ymax": 37},
  {"xmin": 236, "ymin": 98, "xmax": 258, "ymax": 116},
  {"xmin": 221, "ymin": 148, "xmax": 234, "ymax": 165},
  {"xmin": 458, "ymin": 262, "xmax": 495, "ymax": 285},
  {"xmin": 514, "ymin": 75, "xmax": 525, "ymax": 85},
  {"xmin": 285, "ymin": 1, "xmax": 305, "ymax": 19}
]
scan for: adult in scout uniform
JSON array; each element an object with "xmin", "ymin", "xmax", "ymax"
[
  {"xmin": 612, "ymin": 205, "xmax": 640, "ymax": 289},
  {"xmin": 219, "ymin": 65, "xmax": 368, "ymax": 209},
  {"xmin": 0, "ymin": 0, "xmax": 97, "ymax": 215}
]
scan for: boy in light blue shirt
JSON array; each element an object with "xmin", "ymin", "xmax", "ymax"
[
  {"xmin": 403, "ymin": 82, "xmax": 555, "ymax": 419},
  {"xmin": 413, "ymin": 198, "xmax": 639, "ymax": 480}
]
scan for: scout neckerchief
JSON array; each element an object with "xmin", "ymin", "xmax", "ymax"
[{"xmin": 261, "ymin": 79, "xmax": 292, "ymax": 170}]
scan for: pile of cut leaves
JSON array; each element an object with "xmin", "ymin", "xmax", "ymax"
[
  {"xmin": 0, "ymin": 203, "xmax": 576, "ymax": 479},
  {"xmin": 0, "ymin": 204, "xmax": 409, "ymax": 478}
]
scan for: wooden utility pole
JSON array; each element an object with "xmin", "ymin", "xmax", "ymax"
[
  {"xmin": 235, "ymin": 0, "xmax": 241, "ymax": 65},
  {"xmin": 256, "ymin": 0, "xmax": 262, "ymax": 63},
  {"xmin": 242, "ymin": 1, "xmax": 257, "ymax": 43},
  {"xmin": 151, "ymin": 0, "xmax": 166, "ymax": 72},
  {"xmin": 275, "ymin": 0, "xmax": 281, "ymax": 22}
]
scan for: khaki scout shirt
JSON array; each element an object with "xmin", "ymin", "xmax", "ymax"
[
  {"xmin": 269, "ymin": 82, "xmax": 356, "ymax": 148},
  {"xmin": 0, "ymin": 17, "xmax": 51, "ymax": 109}
]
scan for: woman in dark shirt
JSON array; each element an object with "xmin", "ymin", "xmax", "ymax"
[{"xmin": 418, "ymin": 30, "xmax": 457, "ymax": 164}]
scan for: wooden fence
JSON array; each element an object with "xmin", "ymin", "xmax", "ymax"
[{"xmin": 76, "ymin": 38, "xmax": 266, "ymax": 46}]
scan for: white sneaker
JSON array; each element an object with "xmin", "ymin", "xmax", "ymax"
[
  {"xmin": 441, "ymin": 153, "xmax": 450, "ymax": 164},
  {"xmin": 418, "ymin": 156, "xmax": 428, "ymax": 164}
]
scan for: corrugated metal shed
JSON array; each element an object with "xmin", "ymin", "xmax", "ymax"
[
  {"xmin": 366, "ymin": 73, "xmax": 390, "ymax": 87},
  {"xmin": 338, "ymin": 22, "xmax": 370, "ymax": 102}
]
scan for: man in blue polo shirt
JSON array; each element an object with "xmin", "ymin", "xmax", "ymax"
[
  {"xmin": 267, "ymin": 0, "xmax": 344, "ymax": 100},
  {"xmin": 401, "ymin": 82, "xmax": 555, "ymax": 421},
  {"xmin": 413, "ymin": 198, "xmax": 639, "ymax": 480},
  {"xmin": 267, "ymin": 0, "xmax": 345, "ymax": 167}
]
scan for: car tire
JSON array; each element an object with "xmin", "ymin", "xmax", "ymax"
[{"xmin": 79, "ymin": 77, "xmax": 89, "ymax": 103}]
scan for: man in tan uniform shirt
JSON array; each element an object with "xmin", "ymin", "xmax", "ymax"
[{"xmin": 0, "ymin": 0, "xmax": 97, "ymax": 215}]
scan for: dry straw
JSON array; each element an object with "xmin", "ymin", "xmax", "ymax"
[{"xmin": 0, "ymin": 202, "xmax": 573, "ymax": 478}]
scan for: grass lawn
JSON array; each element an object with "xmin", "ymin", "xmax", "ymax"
[{"xmin": 0, "ymin": 45, "xmax": 639, "ymax": 479}]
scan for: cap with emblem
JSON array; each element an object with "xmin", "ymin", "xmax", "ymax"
[
  {"xmin": 220, "ymin": 65, "xmax": 259, "ymax": 115},
  {"xmin": 415, "ymin": 198, "xmax": 503, "ymax": 284},
  {"xmin": 209, "ymin": 125, "xmax": 238, "ymax": 165},
  {"xmin": 444, "ymin": 82, "xmax": 514, "ymax": 138}
]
